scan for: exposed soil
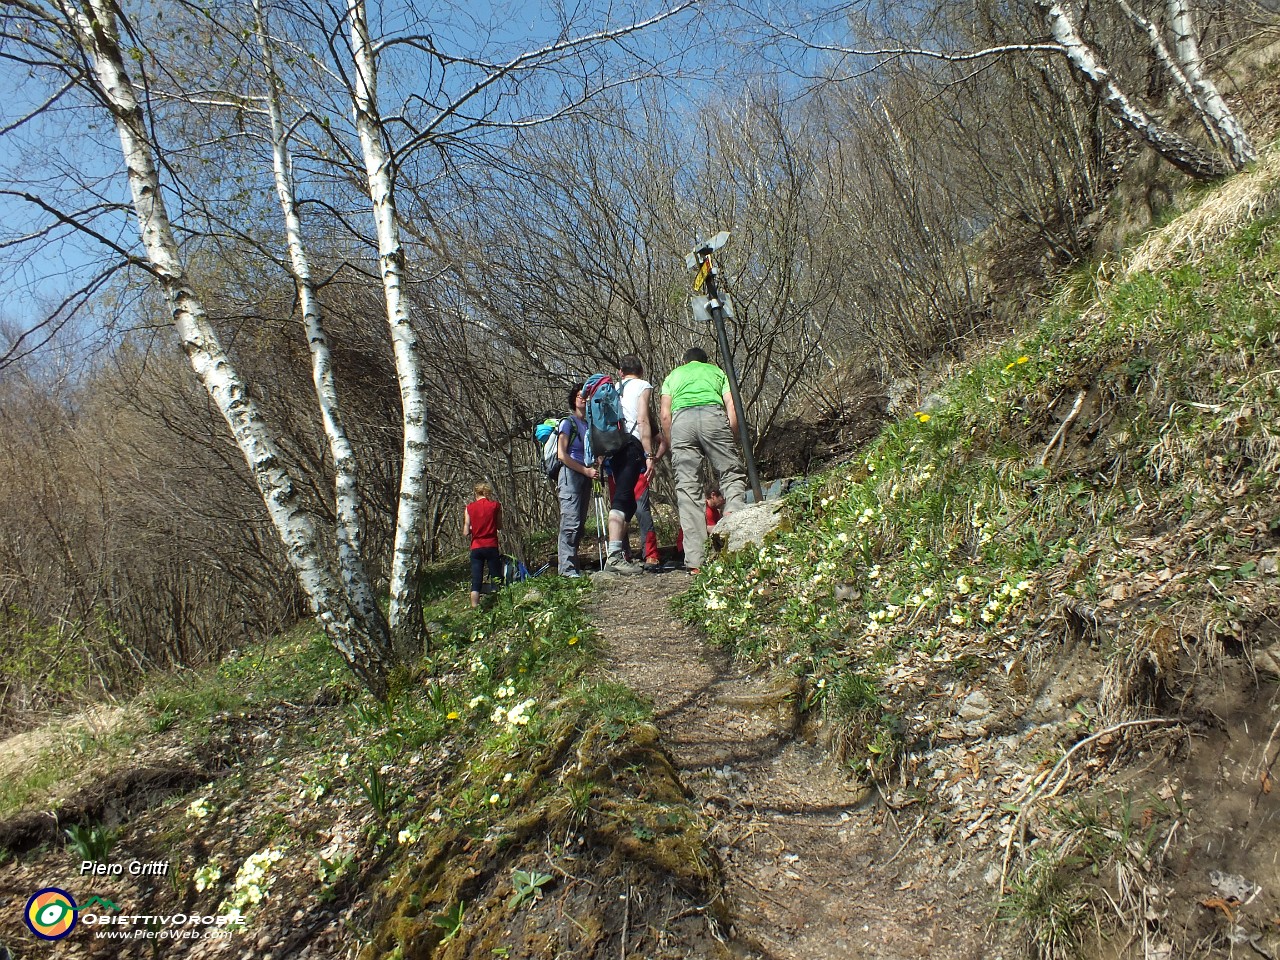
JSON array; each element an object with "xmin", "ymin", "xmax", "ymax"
[{"xmin": 592, "ymin": 572, "xmax": 1015, "ymax": 960}]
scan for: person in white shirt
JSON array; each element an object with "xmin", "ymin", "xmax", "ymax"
[{"xmin": 616, "ymin": 354, "xmax": 665, "ymax": 571}]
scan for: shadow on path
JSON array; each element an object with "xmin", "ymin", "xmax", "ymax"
[{"xmin": 591, "ymin": 574, "xmax": 1002, "ymax": 960}]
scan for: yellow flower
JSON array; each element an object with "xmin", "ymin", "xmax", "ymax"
[
  {"xmin": 1017, "ymin": 355, "xmax": 1030, "ymax": 364},
  {"xmin": 446, "ymin": 711, "xmax": 459, "ymax": 720},
  {"xmin": 568, "ymin": 636, "xmax": 579, "ymax": 646},
  {"xmin": 914, "ymin": 412, "xmax": 931, "ymax": 423}
]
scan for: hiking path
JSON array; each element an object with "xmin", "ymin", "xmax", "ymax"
[{"xmin": 590, "ymin": 573, "xmax": 1010, "ymax": 960}]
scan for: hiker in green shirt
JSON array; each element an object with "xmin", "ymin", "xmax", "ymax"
[{"xmin": 659, "ymin": 347, "xmax": 748, "ymax": 574}]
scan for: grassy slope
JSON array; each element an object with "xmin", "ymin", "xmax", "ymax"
[
  {"xmin": 680, "ymin": 149, "xmax": 1280, "ymax": 957},
  {"xmin": 0, "ymin": 573, "xmax": 725, "ymax": 960}
]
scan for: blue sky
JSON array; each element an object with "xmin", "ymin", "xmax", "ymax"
[{"xmin": 0, "ymin": 0, "xmax": 721, "ymax": 362}]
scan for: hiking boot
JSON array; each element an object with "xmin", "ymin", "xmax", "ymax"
[
  {"xmin": 604, "ymin": 554, "xmax": 643, "ymax": 575},
  {"xmin": 643, "ymin": 562, "xmax": 662, "ymax": 574}
]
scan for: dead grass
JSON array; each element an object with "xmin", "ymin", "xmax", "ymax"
[{"xmin": 1124, "ymin": 145, "xmax": 1280, "ymax": 275}]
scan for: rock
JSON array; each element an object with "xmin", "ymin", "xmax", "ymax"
[
  {"xmin": 1256, "ymin": 643, "xmax": 1280, "ymax": 678},
  {"xmin": 715, "ymin": 500, "xmax": 784, "ymax": 553},
  {"xmin": 959, "ymin": 691, "xmax": 992, "ymax": 723}
]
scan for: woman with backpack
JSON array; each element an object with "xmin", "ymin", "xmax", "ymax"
[
  {"xmin": 556, "ymin": 383, "xmax": 597, "ymax": 577},
  {"xmin": 463, "ymin": 481, "xmax": 502, "ymax": 607}
]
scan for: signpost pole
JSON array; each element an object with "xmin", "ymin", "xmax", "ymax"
[{"xmin": 687, "ymin": 234, "xmax": 764, "ymax": 502}]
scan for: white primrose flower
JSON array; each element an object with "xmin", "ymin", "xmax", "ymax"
[
  {"xmin": 187, "ymin": 797, "xmax": 211, "ymax": 820},
  {"xmin": 222, "ymin": 848, "xmax": 284, "ymax": 916},
  {"xmin": 194, "ymin": 862, "xmax": 222, "ymax": 892},
  {"xmin": 506, "ymin": 699, "xmax": 536, "ymax": 726}
]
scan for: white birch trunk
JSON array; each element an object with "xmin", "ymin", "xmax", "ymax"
[
  {"xmin": 252, "ymin": 0, "xmax": 390, "ymax": 650},
  {"xmin": 1165, "ymin": 0, "xmax": 1256, "ymax": 170},
  {"xmin": 1114, "ymin": 0, "xmax": 1213, "ymax": 126},
  {"xmin": 1037, "ymin": 0, "xmax": 1231, "ymax": 179},
  {"xmin": 60, "ymin": 0, "xmax": 392, "ymax": 697},
  {"xmin": 348, "ymin": 0, "xmax": 430, "ymax": 656}
]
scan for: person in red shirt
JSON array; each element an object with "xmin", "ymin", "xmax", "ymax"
[
  {"xmin": 464, "ymin": 482, "xmax": 502, "ymax": 607},
  {"xmin": 676, "ymin": 485, "xmax": 726, "ymax": 561},
  {"xmin": 704, "ymin": 485, "xmax": 726, "ymax": 529}
]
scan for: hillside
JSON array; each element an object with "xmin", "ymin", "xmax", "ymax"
[
  {"xmin": 2, "ymin": 147, "xmax": 1279, "ymax": 959},
  {"xmin": 683, "ymin": 146, "xmax": 1280, "ymax": 957}
]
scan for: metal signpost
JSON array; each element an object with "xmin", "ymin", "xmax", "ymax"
[{"xmin": 686, "ymin": 232, "xmax": 764, "ymax": 503}]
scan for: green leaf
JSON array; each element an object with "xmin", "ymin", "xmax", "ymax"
[{"xmin": 432, "ymin": 901, "xmax": 465, "ymax": 943}]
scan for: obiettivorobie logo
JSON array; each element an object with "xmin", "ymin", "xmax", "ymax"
[
  {"xmin": 23, "ymin": 885, "xmax": 244, "ymax": 944},
  {"xmin": 24, "ymin": 889, "xmax": 118, "ymax": 941}
]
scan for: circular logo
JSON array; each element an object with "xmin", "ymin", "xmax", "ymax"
[{"xmin": 25, "ymin": 887, "xmax": 78, "ymax": 941}]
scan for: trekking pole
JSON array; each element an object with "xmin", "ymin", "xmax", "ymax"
[
  {"xmin": 686, "ymin": 232, "xmax": 764, "ymax": 503},
  {"xmin": 593, "ymin": 479, "xmax": 607, "ymax": 571}
]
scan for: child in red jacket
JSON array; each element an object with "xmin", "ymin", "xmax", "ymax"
[
  {"xmin": 676, "ymin": 485, "xmax": 726, "ymax": 562},
  {"xmin": 464, "ymin": 482, "xmax": 502, "ymax": 607}
]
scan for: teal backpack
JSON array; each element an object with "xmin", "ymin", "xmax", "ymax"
[
  {"xmin": 582, "ymin": 373, "xmax": 628, "ymax": 462},
  {"xmin": 533, "ymin": 417, "xmax": 578, "ymax": 482}
]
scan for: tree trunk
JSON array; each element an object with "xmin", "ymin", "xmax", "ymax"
[
  {"xmin": 1165, "ymin": 0, "xmax": 1256, "ymax": 170},
  {"xmin": 1037, "ymin": 0, "xmax": 1232, "ymax": 179},
  {"xmin": 61, "ymin": 0, "xmax": 392, "ymax": 698},
  {"xmin": 348, "ymin": 0, "xmax": 430, "ymax": 658},
  {"xmin": 253, "ymin": 0, "xmax": 392, "ymax": 654}
]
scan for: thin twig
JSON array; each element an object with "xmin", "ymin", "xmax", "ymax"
[
  {"xmin": 1254, "ymin": 716, "xmax": 1280, "ymax": 810},
  {"xmin": 882, "ymin": 813, "xmax": 927, "ymax": 867},
  {"xmin": 1040, "ymin": 389, "xmax": 1088, "ymax": 467},
  {"xmin": 999, "ymin": 718, "xmax": 1179, "ymax": 896},
  {"xmin": 874, "ymin": 779, "xmax": 903, "ymax": 835},
  {"xmin": 621, "ymin": 883, "xmax": 630, "ymax": 960}
]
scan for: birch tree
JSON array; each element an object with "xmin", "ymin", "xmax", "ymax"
[
  {"xmin": 344, "ymin": 0, "xmax": 432, "ymax": 657},
  {"xmin": 1033, "ymin": 0, "xmax": 1244, "ymax": 178},
  {"xmin": 12, "ymin": 0, "xmax": 398, "ymax": 696},
  {"xmin": 252, "ymin": 0, "xmax": 392, "ymax": 657},
  {"xmin": 737, "ymin": 0, "xmax": 1258, "ymax": 179}
]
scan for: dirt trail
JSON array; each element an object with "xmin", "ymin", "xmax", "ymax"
[{"xmin": 592, "ymin": 573, "xmax": 1008, "ymax": 960}]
